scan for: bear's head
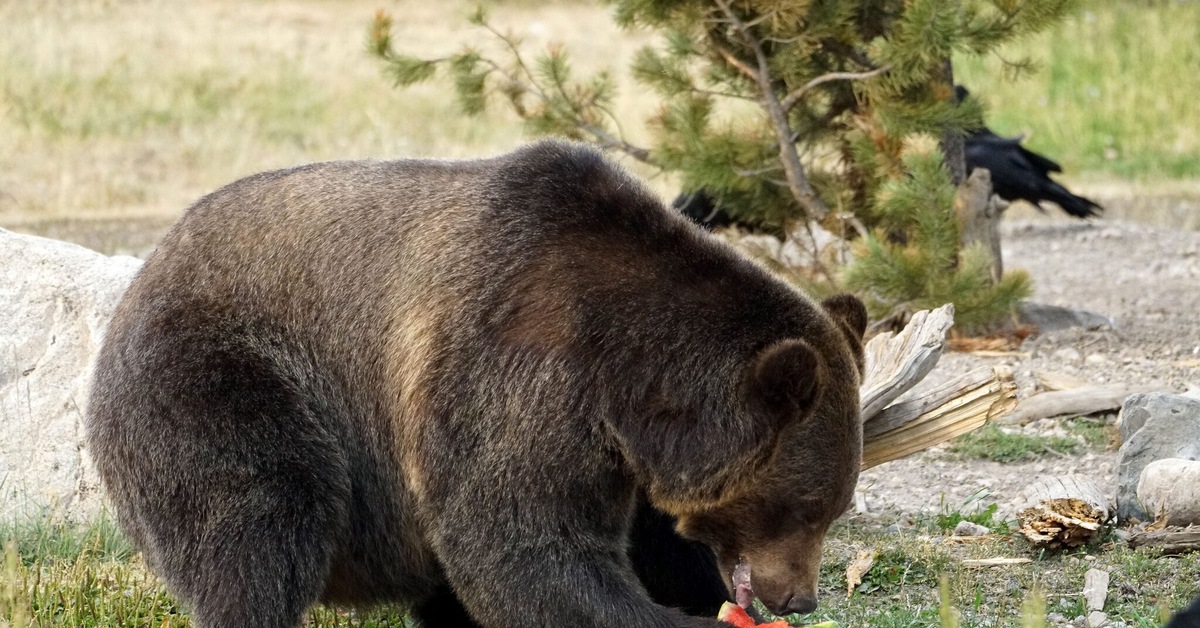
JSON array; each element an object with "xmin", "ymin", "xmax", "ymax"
[{"xmin": 674, "ymin": 294, "xmax": 867, "ymax": 616}]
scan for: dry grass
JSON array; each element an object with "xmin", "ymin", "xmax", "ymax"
[{"xmin": 0, "ymin": 0, "xmax": 662, "ymax": 225}]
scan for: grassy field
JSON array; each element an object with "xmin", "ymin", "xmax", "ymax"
[
  {"xmin": 2, "ymin": 422, "xmax": 1197, "ymax": 627},
  {"xmin": 0, "ymin": 0, "xmax": 656, "ymax": 223},
  {"xmin": 953, "ymin": 2, "xmax": 1200, "ymax": 182}
]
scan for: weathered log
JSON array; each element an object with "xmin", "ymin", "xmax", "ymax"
[
  {"xmin": 859, "ymin": 304, "xmax": 956, "ymax": 419},
  {"xmin": 1120, "ymin": 526, "xmax": 1200, "ymax": 554},
  {"xmin": 1016, "ymin": 475, "xmax": 1111, "ymax": 548},
  {"xmin": 861, "ymin": 366, "xmax": 1016, "ymax": 469},
  {"xmin": 1000, "ymin": 384, "xmax": 1162, "ymax": 425}
]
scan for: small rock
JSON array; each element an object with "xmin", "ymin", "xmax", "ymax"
[
  {"xmin": 1085, "ymin": 354, "xmax": 1110, "ymax": 367},
  {"xmin": 1053, "ymin": 347, "xmax": 1083, "ymax": 363},
  {"xmin": 1088, "ymin": 611, "xmax": 1108, "ymax": 627},
  {"xmin": 953, "ymin": 520, "xmax": 991, "ymax": 537},
  {"xmin": 1137, "ymin": 458, "xmax": 1200, "ymax": 526}
]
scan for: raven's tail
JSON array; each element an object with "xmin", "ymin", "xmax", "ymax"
[{"xmin": 1044, "ymin": 181, "xmax": 1103, "ymax": 219}]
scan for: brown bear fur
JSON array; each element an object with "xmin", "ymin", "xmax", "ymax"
[{"xmin": 86, "ymin": 139, "xmax": 865, "ymax": 628}]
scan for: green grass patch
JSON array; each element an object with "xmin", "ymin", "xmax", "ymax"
[
  {"xmin": 948, "ymin": 425, "xmax": 1080, "ymax": 463},
  {"xmin": 936, "ymin": 494, "xmax": 1012, "ymax": 537},
  {"xmin": 813, "ymin": 515, "xmax": 1199, "ymax": 627},
  {"xmin": 954, "ymin": 0, "xmax": 1200, "ymax": 181},
  {"xmin": 1063, "ymin": 416, "xmax": 1118, "ymax": 451}
]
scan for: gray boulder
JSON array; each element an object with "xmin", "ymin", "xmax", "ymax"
[
  {"xmin": 0, "ymin": 228, "xmax": 142, "ymax": 522},
  {"xmin": 1115, "ymin": 393, "xmax": 1200, "ymax": 523}
]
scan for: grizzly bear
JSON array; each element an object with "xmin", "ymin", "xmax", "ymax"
[{"xmin": 86, "ymin": 139, "xmax": 866, "ymax": 628}]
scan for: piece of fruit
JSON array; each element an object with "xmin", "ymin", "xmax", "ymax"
[
  {"xmin": 717, "ymin": 602, "xmax": 758, "ymax": 628},
  {"xmin": 716, "ymin": 601, "xmax": 793, "ymax": 627}
]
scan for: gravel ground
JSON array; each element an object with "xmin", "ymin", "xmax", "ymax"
[{"xmin": 860, "ymin": 214, "xmax": 1200, "ymax": 519}]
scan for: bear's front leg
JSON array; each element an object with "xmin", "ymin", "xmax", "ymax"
[
  {"xmin": 423, "ymin": 475, "xmax": 730, "ymax": 628},
  {"xmin": 428, "ymin": 539, "xmax": 730, "ymax": 628}
]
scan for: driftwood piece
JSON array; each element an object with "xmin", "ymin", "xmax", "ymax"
[
  {"xmin": 861, "ymin": 366, "xmax": 1016, "ymax": 469},
  {"xmin": 860, "ymin": 304, "xmax": 956, "ymax": 420},
  {"xmin": 1001, "ymin": 385, "xmax": 1163, "ymax": 425},
  {"xmin": 1017, "ymin": 475, "xmax": 1111, "ymax": 548},
  {"xmin": 1034, "ymin": 370, "xmax": 1090, "ymax": 392},
  {"xmin": 1120, "ymin": 526, "xmax": 1200, "ymax": 554}
]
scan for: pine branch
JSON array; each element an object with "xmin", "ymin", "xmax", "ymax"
[
  {"xmin": 779, "ymin": 65, "xmax": 892, "ymax": 112},
  {"xmin": 472, "ymin": 23, "xmax": 657, "ymax": 166},
  {"xmin": 712, "ymin": 0, "xmax": 829, "ymax": 220}
]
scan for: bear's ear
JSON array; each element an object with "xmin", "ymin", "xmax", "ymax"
[
  {"xmin": 747, "ymin": 339, "xmax": 823, "ymax": 418},
  {"xmin": 821, "ymin": 294, "xmax": 868, "ymax": 341},
  {"xmin": 820, "ymin": 294, "xmax": 868, "ymax": 373}
]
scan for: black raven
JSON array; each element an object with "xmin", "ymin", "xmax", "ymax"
[{"xmin": 957, "ymin": 86, "xmax": 1103, "ymax": 219}]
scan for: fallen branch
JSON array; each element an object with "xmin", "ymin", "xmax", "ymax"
[
  {"xmin": 1119, "ymin": 526, "xmax": 1200, "ymax": 554},
  {"xmin": 962, "ymin": 557, "xmax": 1032, "ymax": 567},
  {"xmin": 1000, "ymin": 384, "xmax": 1163, "ymax": 425}
]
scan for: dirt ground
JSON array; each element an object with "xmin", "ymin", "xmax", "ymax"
[
  {"xmin": 8, "ymin": 197, "xmax": 1200, "ymax": 523},
  {"xmin": 860, "ymin": 208, "xmax": 1200, "ymax": 519}
]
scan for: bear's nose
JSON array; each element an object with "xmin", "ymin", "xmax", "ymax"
[{"xmin": 778, "ymin": 593, "xmax": 818, "ymax": 615}]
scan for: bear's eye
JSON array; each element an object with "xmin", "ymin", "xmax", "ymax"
[{"xmin": 757, "ymin": 498, "xmax": 820, "ymax": 539}]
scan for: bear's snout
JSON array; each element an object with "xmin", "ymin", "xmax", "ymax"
[{"xmin": 778, "ymin": 592, "xmax": 818, "ymax": 615}]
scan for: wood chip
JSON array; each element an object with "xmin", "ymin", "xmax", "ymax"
[
  {"xmin": 845, "ymin": 549, "xmax": 876, "ymax": 598},
  {"xmin": 1083, "ymin": 568, "xmax": 1109, "ymax": 612}
]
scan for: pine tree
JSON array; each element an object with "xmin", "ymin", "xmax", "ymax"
[{"xmin": 367, "ymin": 0, "xmax": 1077, "ymax": 332}]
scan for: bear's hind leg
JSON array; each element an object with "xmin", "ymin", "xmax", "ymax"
[
  {"xmin": 104, "ymin": 338, "xmax": 352, "ymax": 628},
  {"xmin": 175, "ymin": 480, "xmax": 345, "ymax": 628}
]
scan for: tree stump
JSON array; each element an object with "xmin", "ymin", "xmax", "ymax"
[
  {"xmin": 955, "ymin": 167, "xmax": 1005, "ymax": 283},
  {"xmin": 1016, "ymin": 475, "xmax": 1111, "ymax": 548}
]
